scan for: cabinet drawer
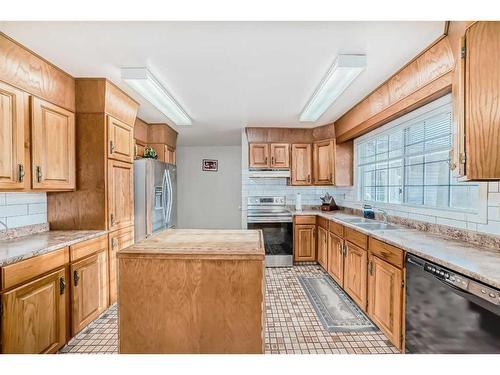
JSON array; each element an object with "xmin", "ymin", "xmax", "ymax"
[
  {"xmin": 345, "ymin": 227, "xmax": 368, "ymax": 249},
  {"xmin": 1, "ymin": 247, "xmax": 69, "ymax": 291},
  {"xmin": 329, "ymin": 221, "xmax": 344, "ymax": 237},
  {"xmin": 294, "ymin": 215, "xmax": 316, "ymax": 225},
  {"xmin": 70, "ymin": 235, "xmax": 108, "ymax": 262},
  {"xmin": 368, "ymin": 237, "xmax": 404, "ymax": 269},
  {"xmin": 317, "ymin": 216, "xmax": 328, "ymax": 230}
]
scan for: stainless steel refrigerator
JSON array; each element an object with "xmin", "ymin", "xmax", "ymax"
[{"xmin": 134, "ymin": 158, "xmax": 177, "ymax": 242}]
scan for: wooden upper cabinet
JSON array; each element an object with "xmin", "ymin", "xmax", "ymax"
[
  {"xmin": 457, "ymin": 21, "xmax": 500, "ymax": 180},
  {"xmin": 313, "ymin": 140, "xmax": 335, "ymax": 185},
  {"xmin": 108, "ymin": 159, "xmax": 134, "ymax": 231},
  {"xmin": 1, "ymin": 268, "xmax": 67, "ymax": 354},
  {"xmin": 0, "ymin": 81, "xmax": 27, "ymax": 190},
  {"xmin": 293, "ymin": 224, "xmax": 316, "ymax": 261},
  {"xmin": 343, "ymin": 241, "xmax": 368, "ymax": 311},
  {"xmin": 70, "ymin": 250, "xmax": 108, "ymax": 336},
  {"xmin": 291, "ymin": 143, "xmax": 312, "ymax": 185},
  {"xmin": 270, "ymin": 143, "xmax": 290, "ymax": 169},
  {"xmin": 31, "ymin": 97, "xmax": 75, "ymax": 191},
  {"xmin": 166, "ymin": 146, "xmax": 176, "ymax": 165},
  {"xmin": 107, "ymin": 115, "xmax": 134, "ymax": 163},
  {"xmin": 249, "ymin": 143, "xmax": 269, "ymax": 168},
  {"xmin": 108, "ymin": 226, "xmax": 134, "ymax": 305},
  {"xmin": 328, "ymin": 232, "xmax": 344, "ymax": 287},
  {"xmin": 367, "ymin": 255, "xmax": 403, "ymax": 350},
  {"xmin": 317, "ymin": 226, "xmax": 328, "ymax": 269}
]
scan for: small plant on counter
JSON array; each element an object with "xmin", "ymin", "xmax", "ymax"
[{"xmin": 143, "ymin": 146, "xmax": 158, "ymax": 159}]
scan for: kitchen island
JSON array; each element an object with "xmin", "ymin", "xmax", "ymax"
[{"xmin": 117, "ymin": 229, "xmax": 265, "ymax": 354}]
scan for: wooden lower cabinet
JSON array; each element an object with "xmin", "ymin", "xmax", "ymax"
[
  {"xmin": 367, "ymin": 255, "xmax": 404, "ymax": 350},
  {"xmin": 1, "ymin": 268, "xmax": 67, "ymax": 354},
  {"xmin": 317, "ymin": 226, "xmax": 328, "ymax": 269},
  {"xmin": 293, "ymin": 224, "xmax": 316, "ymax": 261},
  {"xmin": 327, "ymin": 232, "xmax": 344, "ymax": 286},
  {"xmin": 70, "ymin": 250, "xmax": 108, "ymax": 336},
  {"xmin": 343, "ymin": 241, "xmax": 368, "ymax": 311},
  {"xmin": 108, "ymin": 226, "xmax": 134, "ymax": 305}
]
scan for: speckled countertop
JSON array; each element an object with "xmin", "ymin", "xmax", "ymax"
[
  {"xmin": 294, "ymin": 209, "xmax": 500, "ymax": 289},
  {"xmin": 0, "ymin": 230, "xmax": 108, "ymax": 267}
]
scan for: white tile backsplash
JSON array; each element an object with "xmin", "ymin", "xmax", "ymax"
[{"xmin": 0, "ymin": 192, "xmax": 47, "ymax": 229}]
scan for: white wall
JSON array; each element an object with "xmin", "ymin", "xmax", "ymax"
[
  {"xmin": 176, "ymin": 146, "xmax": 242, "ymax": 229},
  {"xmin": 0, "ymin": 192, "xmax": 47, "ymax": 229}
]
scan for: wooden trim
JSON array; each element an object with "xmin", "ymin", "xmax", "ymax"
[
  {"xmin": 0, "ymin": 32, "xmax": 75, "ymax": 112},
  {"xmin": 1, "ymin": 247, "xmax": 69, "ymax": 291}
]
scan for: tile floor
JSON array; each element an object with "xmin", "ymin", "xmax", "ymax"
[{"xmin": 59, "ymin": 264, "xmax": 398, "ymax": 354}]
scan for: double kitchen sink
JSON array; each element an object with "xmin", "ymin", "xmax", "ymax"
[{"xmin": 340, "ymin": 217, "xmax": 401, "ymax": 231}]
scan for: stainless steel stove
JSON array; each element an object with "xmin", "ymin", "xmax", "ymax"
[{"xmin": 247, "ymin": 196, "xmax": 293, "ymax": 267}]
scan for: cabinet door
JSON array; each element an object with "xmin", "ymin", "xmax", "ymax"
[
  {"xmin": 317, "ymin": 226, "xmax": 328, "ymax": 269},
  {"xmin": 313, "ymin": 140, "xmax": 334, "ymax": 185},
  {"xmin": 31, "ymin": 97, "xmax": 75, "ymax": 190},
  {"xmin": 134, "ymin": 142, "xmax": 146, "ymax": 159},
  {"xmin": 71, "ymin": 251, "xmax": 108, "ymax": 335},
  {"xmin": 367, "ymin": 255, "xmax": 403, "ymax": 350},
  {"xmin": 108, "ymin": 159, "xmax": 134, "ymax": 231},
  {"xmin": 460, "ymin": 21, "xmax": 500, "ymax": 180},
  {"xmin": 0, "ymin": 81, "xmax": 27, "ymax": 190},
  {"xmin": 270, "ymin": 143, "xmax": 290, "ymax": 169},
  {"xmin": 1, "ymin": 268, "xmax": 67, "ymax": 354},
  {"xmin": 327, "ymin": 232, "xmax": 344, "ymax": 287},
  {"xmin": 291, "ymin": 144, "xmax": 312, "ymax": 185},
  {"xmin": 344, "ymin": 241, "xmax": 368, "ymax": 311},
  {"xmin": 249, "ymin": 143, "xmax": 269, "ymax": 168},
  {"xmin": 166, "ymin": 146, "xmax": 176, "ymax": 165},
  {"xmin": 108, "ymin": 115, "xmax": 134, "ymax": 163},
  {"xmin": 293, "ymin": 224, "xmax": 315, "ymax": 261},
  {"xmin": 108, "ymin": 227, "xmax": 134, "ymax": 305}
]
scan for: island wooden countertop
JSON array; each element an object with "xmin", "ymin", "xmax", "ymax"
[{"xmin": 118, "ymin": 229, "xmax": 265, "ymax": 260}]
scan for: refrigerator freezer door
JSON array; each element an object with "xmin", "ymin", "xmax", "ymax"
[{"xmin": 151, "ymin": 160, "xmax": 167, "ymax": 233}]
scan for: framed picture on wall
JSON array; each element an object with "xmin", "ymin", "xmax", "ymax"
[{"xmin": 202, "ymin": 159, "xmax": 218, "ymax": 172}]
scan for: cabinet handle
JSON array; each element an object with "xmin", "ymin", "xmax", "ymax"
[
  {"xmin": 36, "ymin": 166, "xmax": 42, "ymax": 183},
  {"xmin": 112, "ymin": 238, "xmax": 118, "ymax": 251},
  {"xmin": 18, "ymin": 164, "xmax": 25, "ymax": 182},
  {"xmin": 73, "ymin": 270, "xmax": 80, "ymax": 287},
  {"xmin": 368, "ymin": 260, "xmax": 374, "ymax": 276},
  {"xmin": 271, "ymin": 156, "xmax": 274, "ymax": 165},
  {"xmin": 329, "ymin": 172, "xmax": 333, "ymax": 183},
  {"xmin": 307, "ymin": 175, "xmax": 311, "ymax": 183},
  {"xmin": 343, "ymin": 243, "xmax": 347, "ymax": 257},
  {"xmin": 110, "ymin": 141, "xmax": 115, "ymax": 154},
  {"xmin": 110, "ymin": 214, "xmax": 114, "ymax": 226},
  {"xmin": 59, "ymin": 277, "xmax": 66, "ymax": 295}
]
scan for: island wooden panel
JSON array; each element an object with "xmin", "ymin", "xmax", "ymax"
[
  {"xmin": 118, "ymin": 229, "xmax": 264, "ymax": 354},
  {"xmin": 0, "ymin": 32, "xmax": 75, "ymax": 112}
]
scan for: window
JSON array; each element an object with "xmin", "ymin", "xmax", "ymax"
[{"xmin": 356, "ymin": 97, "xmax": 479, "ymax": 212}]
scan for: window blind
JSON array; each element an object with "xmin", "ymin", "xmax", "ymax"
[{"xmin": 357, "ymin": 102, "xmax": 479, "ymax": 211}]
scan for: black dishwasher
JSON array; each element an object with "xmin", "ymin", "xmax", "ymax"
[{"xmin": 405, "ymin": 254, "xmax": 500, "ymax": 353}]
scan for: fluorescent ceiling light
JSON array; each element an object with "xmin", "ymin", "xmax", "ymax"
[
  {"xmin": 300, "ymin": 54, "xmax": 366, "ymax": 122},
  {"xmin": 121, "ymin": 67, "xmax": 192, "ymax": 126}
]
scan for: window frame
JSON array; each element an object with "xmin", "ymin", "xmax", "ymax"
[{"xmin": 353, "ymin": 94, "xmax": 488, "ymax": 224}]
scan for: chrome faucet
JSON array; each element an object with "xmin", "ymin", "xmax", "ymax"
[{"xmin": 375, "ymin": 208, "xmax": 388, "ymax": 224}]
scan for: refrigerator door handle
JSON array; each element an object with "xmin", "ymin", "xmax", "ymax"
[
  {"xmin": 162, "ymin": 170, "xmax": 168, "ymax": 223},
  {"xmin": 165, "ymin": 170, "xmax": 173, "ymax": 226}
]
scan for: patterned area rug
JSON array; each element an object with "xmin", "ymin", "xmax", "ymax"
[{"xmin": 299, "ymin": 276, "xmax": 376, "ymax": 333}]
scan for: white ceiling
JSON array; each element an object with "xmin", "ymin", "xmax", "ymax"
[{"xmin": 0, "ymin": 21, "xmax": 444, "ymax": 146}]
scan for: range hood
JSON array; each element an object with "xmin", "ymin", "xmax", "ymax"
[{"xmin": 248, "ymin": 169, "xmax": 291, "ymax": 178}]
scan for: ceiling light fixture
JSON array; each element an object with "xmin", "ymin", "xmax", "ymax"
[
  {"xmin": 300, "ymin": 54, "xmax": 366, "ymax": 122},
  {"xmin": 121, "ymin": 67, "xmax": 192, "ymax": 126}
]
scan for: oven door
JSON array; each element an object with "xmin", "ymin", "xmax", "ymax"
[{"xmin": 247, "ymin": 221, "xmax": 293, "ymax": 267}]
